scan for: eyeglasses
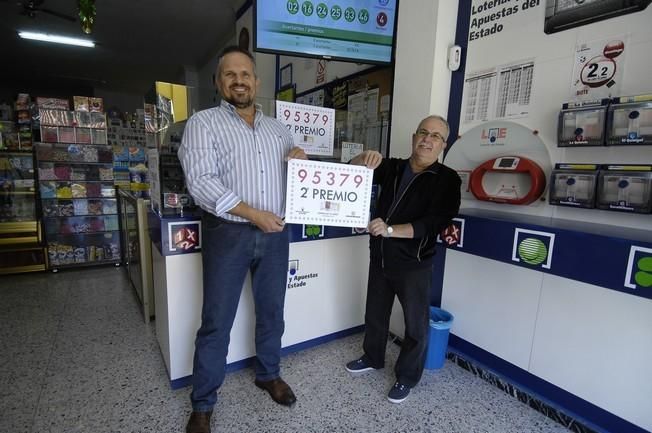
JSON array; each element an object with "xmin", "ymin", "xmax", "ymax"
[{"xmin": 415, "ymin": 129, "xmax": 446, "ymax": 143}]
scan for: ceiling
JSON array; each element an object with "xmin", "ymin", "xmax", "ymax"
[{"xmin": 0, "ymin": 0, "xmax": 247, "ymax": 95}]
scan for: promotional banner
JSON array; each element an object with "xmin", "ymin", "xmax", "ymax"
[
  {"xmin": 285, "ymin": 159, "xmax": 373, "ymax": 228},
  {"xmin": 276, "ymin": 101, "xmax": 335, "ymax": 156}
]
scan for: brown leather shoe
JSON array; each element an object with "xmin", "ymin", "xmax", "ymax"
[
  {"xmin": 186, "ymin": 410, "xmax": 212, "ymax": 433},
  {"xmin": 254, "ymin": 378, "xmax": 297, "ymax": 406}
]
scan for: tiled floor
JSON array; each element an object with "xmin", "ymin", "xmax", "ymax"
[{"xmin": 0, "ymin": 267, "xmax": 571, "ymax": 433}]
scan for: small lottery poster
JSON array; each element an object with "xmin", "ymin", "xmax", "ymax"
[
  {"xmin": 276, "ymin": 101, "xmax": 334, "ymax": 156},
  {"xmin": 285, "ymin": 159, "xmax": 373, "ymax": 228}
]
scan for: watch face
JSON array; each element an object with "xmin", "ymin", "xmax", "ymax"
[{"xmin": 387, "ymin": 226, "xmax": 393, "ymax": 234}]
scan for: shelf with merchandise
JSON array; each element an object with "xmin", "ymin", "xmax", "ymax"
[
  {"xmin": 47, "ymin": 231, "xmax": 121, "ymax": 268},
  {"xmin": 34, "ymin": 101, "xmax": 122, "ymax": 270},
  {"xmin": 0, "ymin": 101, "xmax": 47, "ymax": 274}
]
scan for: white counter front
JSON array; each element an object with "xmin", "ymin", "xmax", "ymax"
[{"xmin": 152, "ymin": 233, "xmax": 369, "ymax": 387}]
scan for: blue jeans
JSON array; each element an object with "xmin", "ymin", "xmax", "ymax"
[{"xmin": 191, "ymin": 213, "xmax": 289, "ymax": 412}]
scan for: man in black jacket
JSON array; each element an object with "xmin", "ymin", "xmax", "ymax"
[{"xmin": 347, "ymin": 115, "xmax": 461, "ymax": 403}]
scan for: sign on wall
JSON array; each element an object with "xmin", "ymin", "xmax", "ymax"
[
  {"xmin": 276, "ymin": 101, "xmax": 335, "ymax": 156},
  {"xmin": 570, "ymin": 36, "xmax": 628, "ymax": 100}
]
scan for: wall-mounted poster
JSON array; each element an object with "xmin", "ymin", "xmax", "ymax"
[
  {"xmin": 462, "ymin": 59, "xmax": 535, "ymax": 122},
  {"xmin": 570, "ymin": 36, "xmax": 628, "ymax": 101}
]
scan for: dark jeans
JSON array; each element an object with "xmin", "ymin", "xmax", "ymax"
[
  {"xmin": 362, "ymin": 264, "xmax": 432, "ymax": 387},
  {"xmin": 190, "ymin": 213, "xmax": 289, "ymax": 412}
]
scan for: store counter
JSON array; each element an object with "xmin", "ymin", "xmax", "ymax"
[
  {"xmin": 439, "ymin": 208, "xmax": 652, "ymax": 432},
  {"xmin": 148, "ymin": 212, "xmax": 369, "ymax": 388}
]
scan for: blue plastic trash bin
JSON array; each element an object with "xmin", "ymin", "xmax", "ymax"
[{"xmin": 424, "ymin": 306, "xmax": 454, "ymax": 370}]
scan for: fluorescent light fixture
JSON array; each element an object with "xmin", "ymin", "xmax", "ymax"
[{"xmin": 18, "ymin": 31, "xmax": 95, "ymax": 48}]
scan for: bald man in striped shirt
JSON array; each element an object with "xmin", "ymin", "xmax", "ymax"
[{"xmin": 179, "ymin": 46, "xmax": 307, "ymax": 433}]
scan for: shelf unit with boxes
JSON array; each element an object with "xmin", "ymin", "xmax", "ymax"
[
  {"xmin": 35, "ymin": 96, "xmax": 121, "ymax": 270},
  {"xmin": 0, "ymin": 149, "xmax": 47, "ymax": 274}
]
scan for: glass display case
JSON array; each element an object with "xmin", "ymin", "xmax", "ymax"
[
  {"xmin": 0, "ymin": 150, "xmax": 47, "ymax": 274},
  {"xmin": 596, "ymin": 164, "xmax": 652, "ymax": 214},
  {"xmin": 118, "ymin": 188, "xmax": 153, "ymax": 322},
  {"xmin": 36, "ymin": 142, "xmax": 121, "ymax": 270},
  {"xmin": 557, "ymin": 100, "xmax": 608, "ymax": 147}
]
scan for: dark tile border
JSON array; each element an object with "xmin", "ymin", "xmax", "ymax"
[{"xmin": 446, "ymin": 351, "xmax": 597, "ymax": 433}]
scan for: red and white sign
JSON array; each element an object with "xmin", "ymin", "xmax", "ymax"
[{"xmin": 285, "ymin": 159, "xmax": 373, "ymax": 228}]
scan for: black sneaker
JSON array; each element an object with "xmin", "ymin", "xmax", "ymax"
[
  {"xmin": 387, "ymin": 381, "xmax": 410, "ymax": 403},
  {"xmin": 345, "ymin": 357, "xmax": 376, "ymax": 373}
]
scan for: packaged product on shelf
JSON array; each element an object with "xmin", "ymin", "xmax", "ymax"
[
  {"xmin": 16, "ymin": 94, "xmax": 30, "ymax": 111},
  {"xmin": 89, "ymin": 97, "xmax": 104, "ymax": 113},
  {"xmin": 86, "ymin": 183, "xmax": 101, "ymax": 197},
  {"xmin": 73, "ymin": 247, "xmax": 86, "ymax": 263},
  {"xmin": 56, "ymin": 184, "xmax": 73, "ymax": 199},
  {"xmin": 76, "ymin": 128, "xmax": 92, "ymax": 144},
  {"xmin": 38, "ymin": 164, "xmax": 56, "ymax": 180},
  {"xmin": 99, "ymin": 167, "xmax": 113, "ymax": 181},
  {"xmin": 80, "ymin": 146, "xmax": 99, "ymax": 162},
  {"xmin": 103, "ymin": 215, "xmax": 118, "ymax": 231},
  {"xmin": 3, "ymin": 132, "xmax": 19, "ymax": 150},
  {"xmin": 39, "ymin": 182, "xmax": 56, "ymax": 198},
  {"xmin": 71, "ymin": 183, "xmax": 87, "ymax": 198},
  {"xmin": 90, "ymin": 111, "xmax": 106, "ymax": 128},
  {"xmin": 128, "ymin": 147, "xmax": 146, "ymax": 162},
  {"xmin": 100, "ymin": 184, "xmax": 115, "ymax": 197},
  {"xmin": 113, "ymin": 146, "xmax": 129, "ymax": 161},
  {"xmin": 70, "ymin": 166, "xmax": 89, "ymax": 181},
  {"xmin": 98, "ymin": 148, "xmax": 113, "ymax": 163},
  {"xmin": 103, "ymin": 199, "xmax": 117, "ymax": 214},
  {"xmin": 36, "ymin": 97, "xmax": 69, "ymax": 110},
  {"xmin": 60, "ymin": 202, "xmax": 74, "ymax": 216},
  {"xmin": 91, "ymin": 128, "xmax": 107, "ymax": 144},
  {"xmin": 76, "ymin": 111, "xmax": 91, "ymax": 127},
  {"xmin": 43, "ymin": 202, "xmax": 59, "ymax": 217},
  {"xmin": 54, "ymin": 166, "xmax": 72, "ymax": 180},
  {"xmin": 73, "ymin": 96, "xmax": 90, "ymax": 112},
  {"xmin": 58, "ymin": 127, "xmax": 75, "ymax": 143},
  {"xmin": 40, "ymin": 126, "xmax": 59, "ymax": 142},
  {"xmin": 87, "ymin": 199, "xmax": 103, "ymax": 215},
  {"xmin": 89, "ymin": 217, "xmax": 105, "ymax": 232},
  {"xmin": 74, "ymin": 199, "xmax": 88, "ymax": 215},
  {"xmin": 16, "ymin": 109, "xmax": 30, "ymax": 124}
]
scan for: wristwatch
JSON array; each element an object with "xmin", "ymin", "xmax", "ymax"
[{"xmin": 386, "ymin": 226, "xmax": 393, "ymax": 237}]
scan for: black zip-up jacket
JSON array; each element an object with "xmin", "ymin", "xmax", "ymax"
[{"xmin": 370, "ymin": 158, "xmax": 461, "ymax": 271}]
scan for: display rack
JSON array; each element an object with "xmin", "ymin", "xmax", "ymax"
[
  {"xmin": 0, "ymin": 149, "xmax": 47, "ymax": 274},
  {"xmin": 35, "ymin": 108, "xmax": 122, "ymax": 270}
]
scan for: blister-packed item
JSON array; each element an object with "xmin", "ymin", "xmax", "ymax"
[{"xmin": 71, "ymin": 183, "xmax": 87, "ymax": 198}]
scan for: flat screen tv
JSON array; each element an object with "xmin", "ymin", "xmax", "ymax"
[{"xmin": 254, "ymin": 0, "xmax": 399, "ymax": 65}]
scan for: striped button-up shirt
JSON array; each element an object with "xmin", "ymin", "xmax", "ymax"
[{"xmin": 178, "ymin": 100, "xmax": 294, "ymax": 223}]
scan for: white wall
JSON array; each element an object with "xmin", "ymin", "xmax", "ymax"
[
  {"xmin": 453, "ymin": 2, "xmax": 652, "ymax": 230},
  {"xmin": 389, "ymin": 0, "xmax": 458, "ymax": 158}
]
